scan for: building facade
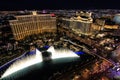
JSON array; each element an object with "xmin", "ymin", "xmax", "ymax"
[
  {"xmin": 60, "ymin": 12, "xmax": 93, "ymax": 35},
  {"xmin": 9, "ymin": 11, "xmax": 56, "ymax": 40}
]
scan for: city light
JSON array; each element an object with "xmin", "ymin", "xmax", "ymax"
[{"xmin": 0, "ymin": 9, "xmax": 120, "ymax": 80}]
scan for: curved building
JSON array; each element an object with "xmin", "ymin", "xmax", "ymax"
[{"xmin": 9, "ymin": 11, "xmax": 56, "ymax": 40}]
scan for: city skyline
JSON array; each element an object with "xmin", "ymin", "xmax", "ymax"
[{"xmin": 0, "ymin": 2, "xmax": 120, "ymax": 79}]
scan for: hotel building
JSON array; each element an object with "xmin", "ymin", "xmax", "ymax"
[
  {"xmin": 9, "ymin": 11, "xmax": 56, "ymax": 40},
  {"xmin": 60, "ymin": 11, "xmax": 93, "ymax": 35}
]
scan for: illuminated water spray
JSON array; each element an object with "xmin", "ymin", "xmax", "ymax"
[
  {"xmin": 47, "ymin": 46, "xmax": 79, "ymax": 59},
  {"xmin": 1, "ymin": 46, "xmax": 79, "ymax": 78},
  {"xmin": 1, "ymin": 48, "xmax": 42, "ymax": 78}
]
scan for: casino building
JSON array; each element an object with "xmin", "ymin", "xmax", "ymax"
[
  {"xmin": 9, "ymin": 11, "xmax": 56, "ymax": 40},
  {"xmin": 59, "ymin": 11, "xmax": 93, "ymax": 36}
]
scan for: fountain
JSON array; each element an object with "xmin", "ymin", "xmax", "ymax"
[
  {"xmin": 1, "ymin": 48, "xmax": 42, "ymax": 78},
  {"xmin": 47, "ymin": 46, "xmax": 79, "ymax": 59},
  {"xmin": 1, "ymin": 46, "xmax": 79, "ymax": 79}
]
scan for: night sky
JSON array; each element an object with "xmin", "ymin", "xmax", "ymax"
[{"xmin": 0, "ymin": 0, "xmax": 119, "ymax": 10}]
